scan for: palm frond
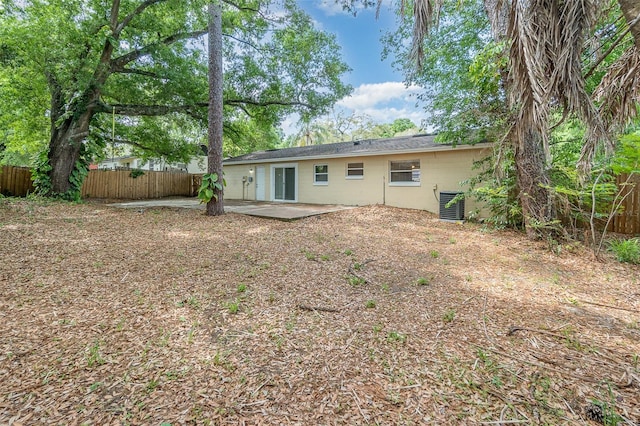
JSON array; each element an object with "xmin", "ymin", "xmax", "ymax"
[
  {"xmin": 506, "ymin": 0, "xmax": 611, "ymax": 172},
  {"xmin": 594, "ymin": 45, "xmax": 640, "ymax": 129},
  {"xmin": 398, "ymin": 0, "xmax": 444, "ymax": 67}
]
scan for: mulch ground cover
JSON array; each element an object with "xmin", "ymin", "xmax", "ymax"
[{"xmin": 1, "ymin": 197, "xmax": 638, "ymax": 425}]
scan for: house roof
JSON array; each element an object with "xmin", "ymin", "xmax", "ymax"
[{"xmin": 223, "ymin": 134, "xmax": 490, "ymax": 165}]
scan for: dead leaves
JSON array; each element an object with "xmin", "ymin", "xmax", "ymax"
[{"xmin": 0, "ymin": 199, "xmax": 639, "ymax": 424}]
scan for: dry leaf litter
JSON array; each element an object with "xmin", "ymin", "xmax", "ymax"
[{"xmin": 0, "ymin": 198, "xmax": 639, "ymax": 425}]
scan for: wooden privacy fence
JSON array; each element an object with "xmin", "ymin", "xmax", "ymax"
[
  {"xmin": 0, "ymin": 166, "xmax": 35, "ymax": 196},
  {"xmin": 0, "ymin": 166, "xmax": 200, "ymax": 199},
  {"xmin": 1, "ymin": 165, "xmax": 638, "ymax": 233},
  {"xmin": 82, "ymin": 170, "xmax": 196, "ymax": 199},
  {"xmin": 608, "ymin": 173, "xmax": 640, "ymax": 235}
]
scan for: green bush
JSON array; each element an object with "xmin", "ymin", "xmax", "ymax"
[{"xmin": 608, "ymin": 238, "xmax": 640, "ymax": 264}]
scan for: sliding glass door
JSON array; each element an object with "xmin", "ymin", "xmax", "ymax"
[{"xmin": 272, "ymin": 164, "xmax": 297, "ymax": 201}]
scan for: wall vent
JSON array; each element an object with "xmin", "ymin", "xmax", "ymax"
[{"xmin": 439, "ymin": 191, "xmax": 464, "ymax": 221}]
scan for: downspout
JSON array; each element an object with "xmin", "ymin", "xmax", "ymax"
[{"xmin": 382, "ymin": 175, "xmax": 386, "ymax": 205}]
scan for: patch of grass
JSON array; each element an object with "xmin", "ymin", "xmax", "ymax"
[
  {"xmin": 258, "ymin": 262, "xmax": 270, "ymax": 270},
  {"xmin": 320, "ymin": 254, "xmax": 331, "ymax": 261},
  {"xmin": 352, "ymin": 262, "xmax": 363, "ymax": 271},
  {"xmin": 237, "ymin": 283, "xmax": 247, "ymax": 293},
  {"xmin": 145, "ymin": 379, "xmax": 160, "ymax": 393},
  {"xmin": 89, "ymin": 382, "xmax": 103, "ymax": 392},
  {"xmin": 365, "ymin": 299, "xmax": 376, "ymax": 309},
  {"xmin": 86, "ymin": 340, "xmax": 105, "ymax": 367},
  {"xmin": 587, "ymin": 399, "xmax": 624, "ymax": 426},
  {"xmin": 430, "ymin": 250, "xmax": 439, "ymax": 259},
  {"xmin": 269, "ymin": 332, "xmax": 285, "ymax": 350},
  {"xmin": 608, "ymin": 238, "xmax": 640, "ymax": 264},
  {"xmin": 164, "ymin": 371, "xmax": 179, "ymax": 380},
  {"xmin": 561, "ymin": 328, "xmax": 585, "ymax": 352},
  {"xmin": 449, "ymin": 237, "xmax": 456, "ymax": 244},
  {"xmin": 157, "ymin": 329, "xmax": 171, "ymax": 347},
  {"xmin": 348, "ymin": 275, "xmax": 366, "ymax": 286},
  {"xmin": 303, "ymin": 250, "xmax": 316, "ymax": 261},
  {"xmin": 387, "ymin": 331, "xmax": 406, "ymax": 343},
  {"xmin": 226, "ymin": 299, "xmax": 240, "ymax": 314},
  {"xmin": 416, "ymin": 276, "xmax": 430, "ymax": 286},
  {"xmin": 373, "ymin": 324, "xmax": 383, "ymax": 333},
  {"xmin": 212, "ymin": 351, "xmax": 233, "ymax": 369},
  {"xmin": 442, "ymin": 309, "xmax": 455, "ymax": 323},
  {"xmin": 115, "ymin": 318, "xmax": 126, "ymax": 331},
  {"xmin": 187, "ymin": 296, "xmax": 200, "ymax": 309},
  {"xmin": 177, "ymin": 296, "xmax": 201, "ymax": 309},
  {"xmin": 381, "ymin": 283, "xmax": 390, "ymax": 292},
  {"xmin": 343, "ymin": 249, "xmax": 353, "ymax": 256},
  {"xmin": 187, "ymin": 323, "xmax": 198, "ymax": 344}
]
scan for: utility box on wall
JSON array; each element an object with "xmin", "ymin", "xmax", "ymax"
[{"xmin": 439, "ymin": 191, "xmax": 465, "ymax": 221}]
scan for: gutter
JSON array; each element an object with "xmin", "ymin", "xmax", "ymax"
[{"xmin": 224, "ymin": 142, "xmax": 493, "ymax": 166}]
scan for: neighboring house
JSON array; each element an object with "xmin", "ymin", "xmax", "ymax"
[
  {"xmin": 97, "ymin": 155, "xmax": 207, "ymax": 174},
  {"xmin": 223, "ymin": 134, "xmax": 492, "ymax": 219}
]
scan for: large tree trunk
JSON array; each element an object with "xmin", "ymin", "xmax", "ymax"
[
  {"xmin": 47, "ymin": 122, "xmax": 84, "ymax": 195},
  {"xmin": 45, "ymin": 90, "xmax": 95, "ymax": 196},
  {"xmin": 514, "ymin": 129, "xmax": 557, "ymax": 239},
  {"xmin": 619, "ymin": 0, "xmax": 640, "ymax": 49},
  {"xmin": 206, "ymin": 0, "xmax": 224, "ymax": 216}
]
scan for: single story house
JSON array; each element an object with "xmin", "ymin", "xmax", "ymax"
[
  {"xmin": 97, "ymin": 155, "xmax": 207, "ymax": 174},
  {"xmin": 223, "ymin": 134, "xmax": 492, "ymax": 219}
]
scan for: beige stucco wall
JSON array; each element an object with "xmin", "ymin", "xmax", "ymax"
[{"xmin": 223, "ymin": 146, "xmax": 491, "ymax": 217}]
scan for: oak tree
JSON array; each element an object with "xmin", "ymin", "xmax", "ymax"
[{"xmin": 0, "ymin": 0, "xmax": 351, "ymax": 199}]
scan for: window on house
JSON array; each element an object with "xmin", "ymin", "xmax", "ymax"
[
  {"xmin": 390, "ymin": 160, "xmax": 420, "ymax": 185},
  {"xmin": 314, "ymin": 164, "xmax": 328, "ymax": 185},
  {"xmin": 346, "ymin": 162, "xmax": 364, "ymax": 178}
]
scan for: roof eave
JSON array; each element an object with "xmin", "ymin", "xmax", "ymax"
[{"xmin": 223, "ymin": 142, "xmax": 493, "ymax": 166}]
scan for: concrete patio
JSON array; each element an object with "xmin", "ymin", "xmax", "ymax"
[{"xmin": 107, "ymin": 198, "xmax": 355, "ymax": 220}]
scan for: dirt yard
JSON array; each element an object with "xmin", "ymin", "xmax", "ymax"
[{"xmin": 1, "ymin": 198, "xmax": 638, "ymax": 425}]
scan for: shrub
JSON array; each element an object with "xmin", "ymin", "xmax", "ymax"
[{"xmin": 608, "ymin": 238, "xmax": 640, "ymax": 264}]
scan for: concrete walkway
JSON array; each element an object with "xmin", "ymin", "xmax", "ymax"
[{"xmin": 107, "ymin": 198, "xmax": 354, "ymax": 220}]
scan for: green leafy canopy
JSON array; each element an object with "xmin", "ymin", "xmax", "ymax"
[{"xmin": 0, "ymin": 0, "xmax": 352, "ymax": 168}]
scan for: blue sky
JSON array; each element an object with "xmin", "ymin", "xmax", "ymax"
[{"xmin": 281, "ymin": 1, "xmax": 425, "ymax": 134}]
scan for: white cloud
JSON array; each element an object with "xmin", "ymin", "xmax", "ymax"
[
  {"xmin": 337, "ymin": 82, "xmax": 422, "ymax": 110},
  {"xmin": 316, "ymin": 0, "xmax": 353, "ymax": 16},
  {"xmin": 358, "ymin": 106, "xmax": 426, "ymax": 127},
  {"xmin": 279, "ymin": 81, "xmax": 428, "ymax": 136}
]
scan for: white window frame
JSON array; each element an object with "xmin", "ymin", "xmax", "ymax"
[
  {"xmin": 346, "ymin": 162, "xmax": 364, "ymax": 179},
  {"xmin": 270, "ymin": 163, "xmax": 298, "ymax": 202},
  {"xmin": 389, "ymin": 159, "xmax": 421, "ymax": 186},
  {"xmin": 314, "ymin": 164, "xmax": 329, "ymax": 186}
]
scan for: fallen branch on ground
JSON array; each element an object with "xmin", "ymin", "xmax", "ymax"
[{"xmin": 296, "ymin": 304, "xmax": 340, "ymax": 313}]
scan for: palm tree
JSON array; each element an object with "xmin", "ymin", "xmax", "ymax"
[{"xmin": 399, "ymin": 0, "xmax": 639, "ymax": 238}]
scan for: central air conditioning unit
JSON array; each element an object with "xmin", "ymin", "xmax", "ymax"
[{"xmin": 439, "ymin": 191, "xmax": 465, "ymax": 221}]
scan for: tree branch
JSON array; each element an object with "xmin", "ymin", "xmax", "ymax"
[
  {"xmin": 95, "ymin": 97, "xmax": 315, "ymax": 119},
  {"xmin": 110, "ymin": 0, "xmax": 121, "ymax": 30},
  {"xmin": 95, "ymin": 102, "xmax": 202, "ymax": 117},
  {"xmin": 115, "ymin": 67, "xmax": 162, "ymax": 78},
  {"xmin": 221, "ymin": 0, "xmax": 259, "ymax": 13},
  {"xmin": 221, "ymin": 0, "xmax": 281, "ymax": 23},
  {"xmin": 223, "ymin": 32, "xmax": 269, "ymax": 53},
  {"xmin": 114, "ymin": 0, "xmax": 168, "ymax": 37},
  {"xmin": 584, "ymin": 14, "xmax": 639, "ymax": 80},
  {"xmin": 224, "ymin": 98, "xmax": 314, "ymax": 109},
  {"xmin": 110, "ymin": 30, "xmax": 207, "ymax": 71}
]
